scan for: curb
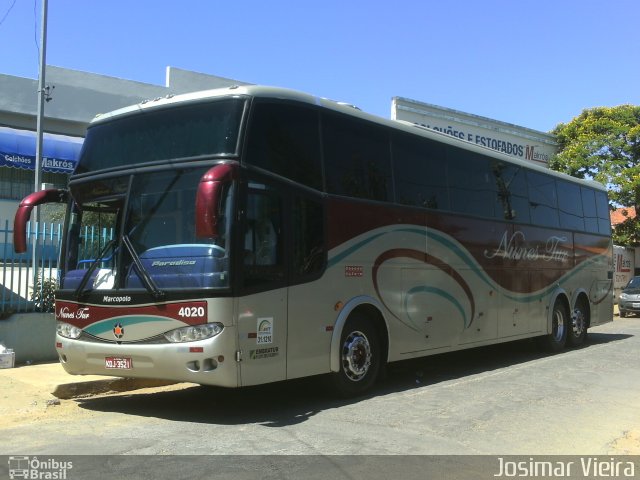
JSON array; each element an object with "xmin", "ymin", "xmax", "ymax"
[{"xmin": 53, "ymin": 378, "xmax": 177, "ymax": 399}]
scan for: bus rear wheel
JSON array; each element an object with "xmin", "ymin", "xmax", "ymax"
[
  {"xmin": 567, "ymin": 299, "xmax": 588, "ymax": 348},
  {"xmin": 537, "ymin": 299, "xmax": 568, "ymax": 352},
  {"xmin": 330, "ymin": 315, "xmax": 381, "ymax": 397}
]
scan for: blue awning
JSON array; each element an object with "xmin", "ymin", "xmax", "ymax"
[{"xmin": 0, "ymin": 126, "xmax": 83, "ymax": 174}]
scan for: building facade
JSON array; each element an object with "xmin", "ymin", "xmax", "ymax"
[{"xmin": 392, "ymin": 97, "xmax": 557, "ymax": 167}]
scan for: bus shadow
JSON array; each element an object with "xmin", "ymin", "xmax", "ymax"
[
  {"xmin": 378, "ymin": 330, "xmax": 631, "ymax": 393},
  {"xmin": 75, "ymin": 331, "xmax": 632, "ymax": 427}
]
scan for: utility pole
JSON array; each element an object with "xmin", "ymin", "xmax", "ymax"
[
  {"xmin": 32, "ymin": 0, "xmax": 48, "ymax": 285},
  {"xmin": 35, "ymin": 0, "xmax": 48, "ymax": 197}
]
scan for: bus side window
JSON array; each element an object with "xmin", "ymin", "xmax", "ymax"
[
  {"xmin": 447, "ymin": 148, "xmax": 496, "ymax": 218},
  {"xmin": 242, "ymin": 187, "xmax": 285, "ymax": 288},
  {"xmin": 292, "ymin": 195, "xmax": 325, "ymax": 278},
  {"xmin": 392, "ymin": 133, "xmax": 448, "ymax": 210},
  {"xmin": 595, "ymin": 190, "xmax": 611, "ymax": 235},
  {"xmin": 527, "ymin": 170, "xmax": 560, "ymax": 228},
  {"xmin": 245, "ymin": 101, "xmax": 322, "ymax": 190},
  {"xmin": 323, "ymin": 112, "xmax": 392, "ymax": 202},
  {"xmin": 581, "ymin": 187, "xmax": 599, "ymax": 233},
  {"xmin": 557, "ymin": 179, "xmax": 585, "ymax": 230},
  {"xmin": 492, "ymin": 163, "xmax": 530, "ymax": 222}
]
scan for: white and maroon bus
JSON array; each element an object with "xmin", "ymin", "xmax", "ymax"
[{"xmin": 14, "ymin": 86, "xmax": 613, "ymax": 396}]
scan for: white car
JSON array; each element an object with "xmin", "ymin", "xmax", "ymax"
[{"xmin": 619, "ymin": 276, "xmax": 640, "ymax": 318}]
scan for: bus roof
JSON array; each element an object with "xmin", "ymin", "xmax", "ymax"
[{"xmin": 88, "ymin": 85, "xmax": 606, "ymax": 192}]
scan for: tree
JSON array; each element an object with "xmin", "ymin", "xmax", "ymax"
[{"xmin": 549, "ymin": 105, "xmax": 640, "ymax": 245}]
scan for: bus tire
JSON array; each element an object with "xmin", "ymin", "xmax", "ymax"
[
  {"xmin": 329, "ymin": 314, "xmax": 381, "ymax": 397},
  {"xmin": 537, "ymin": 298, "xmax": 568, "ymax": 352},
  {"xmin": 567, "ymin": 298, "xmax": 588, "ymax": 348}
]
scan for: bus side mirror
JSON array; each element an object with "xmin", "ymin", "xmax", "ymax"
[
  {"xmin": 195, "ymin": 163, "xmax": 237, "ymax": 238},
  {"xmin": 14, "ymin": 189, "xmax": 68, "ymax": 253}
]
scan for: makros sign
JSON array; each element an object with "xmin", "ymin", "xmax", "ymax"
[{"xmin": 392, "ymin": 97, "xmax": 557, "ymax": 166}]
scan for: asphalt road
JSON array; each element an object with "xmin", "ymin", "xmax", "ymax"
[{"xmin": 1, "ymin": 317, "xmax": 639, "ymax": 457}]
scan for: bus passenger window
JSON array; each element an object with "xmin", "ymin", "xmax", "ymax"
[
  {"xmin": 492, "ymin": 163, "xmax": 530, "ymax": 222},
  {"xmin": 595, "ymin": 190, "xmax": 611, "ymax": 235},
  {"xmin": 245, "ymin": 215, "xmax": 277, "ymax": 265},
  {"xmin": 448, "ymin": 149, "xmax": 496, "ymax": 218},
  {"xmin": 323, "ymin": 112, "xmax": 392, "ymax": 202},
  {"xmin": 242, "ymin": 187, "xmax": 285, "ymax": 288},
  {"xmin": 245, "ymin": 101, "xmax": 322, "ymax": 190},
  {"xmin": 292, "ymin": 195, "xmax": 325, "ymax": 278},
  {"xmin": 392, "ymin": 133, "xmax": 448, "ymax": 210},
  {"xmin": 557, "ymin": 180, "xmax": 584, "ymax": 230},
  {"xmin": 527, "ymin": 171, "xmax": 560, "ymax": 228}
]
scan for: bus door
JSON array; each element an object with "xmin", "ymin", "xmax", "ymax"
[
  {"xmin": 285, "ymin": 192, "xmax": 327, "ymax": 380},
  {"xmin": 236, "ymin": 181, "xmax": 288, "ymax": 386}
]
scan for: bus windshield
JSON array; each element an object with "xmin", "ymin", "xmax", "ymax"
[
  {"xmin": 75, "ymin": 98, "xmax": 245, "ymax": 174},
  {"xmin": 60, "ymin": 166, "xmax": 233, "ymax": 293}
]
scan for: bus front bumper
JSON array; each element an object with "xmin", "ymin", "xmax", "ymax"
[{"xmin": 55, "ymin": 327, "xmax": 239, "ymax": 388}]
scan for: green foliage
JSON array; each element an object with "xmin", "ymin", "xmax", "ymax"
[
  {"xmin": 613, "ymin": 219, "xmax": 640, "ymax": 246},
  {"xmin": 31, "ymin": 276, "xmax": 58, "ymax": 313},
  {"xmin": 40, "ymin": 203, "xmax": 67, "ymax": 224},
  {"xmin": 549, "ymin": 105, "xmax": 640, "ymax": 245}
]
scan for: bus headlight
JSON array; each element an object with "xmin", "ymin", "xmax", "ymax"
[
  {"xmin": 164, "ymin": 323, "xmax": 224, "ymax": 343},
  {"xmin": 57, "ymin": 322, "xmax": 82, "ymax": 339}
]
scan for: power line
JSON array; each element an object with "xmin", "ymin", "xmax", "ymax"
[
  {"xmin": 0, "ymin": 0, "xmax": 17, "ymax": 28},
  {"xmin": 33, "ymin": 0, "xmax": 40, "ymax": 67}
]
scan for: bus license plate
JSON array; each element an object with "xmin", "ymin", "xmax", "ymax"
[{"xmin": 105, "ymin": 357, "xmax": 132, "ymax": 369}]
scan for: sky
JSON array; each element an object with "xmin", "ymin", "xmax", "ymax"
[{"xmin": 0, "ymin": 0, "xmax": 638, "ymax": 133}]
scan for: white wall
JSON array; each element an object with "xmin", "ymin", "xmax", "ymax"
[
  {"xmin": 0, "ymin": 199, "xmax": 16, "ymax": 225},
  {"xmin": 0, "ymin": 312, "xmax": 57, "ymax": 363}
]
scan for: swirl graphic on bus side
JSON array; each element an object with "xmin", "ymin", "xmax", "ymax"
[{"xmin": 372, "ymin": 249, "xmax": 476, "ymax": 330}]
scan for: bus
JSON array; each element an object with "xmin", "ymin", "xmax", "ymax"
[{"xmin": 14, "ymin": 86, "xmax": 613, "ymax": 396}]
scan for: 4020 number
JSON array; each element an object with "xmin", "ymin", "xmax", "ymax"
[{"xmin": 178, "ymin": 306, "xmax": 206, "ymax": 318}]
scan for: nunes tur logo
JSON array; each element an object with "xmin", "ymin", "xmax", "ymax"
[{"xmin": 113, "ymin": 322, "xmax": 125, "ymax": 340}]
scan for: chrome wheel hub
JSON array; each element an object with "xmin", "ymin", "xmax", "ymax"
[
  {"xmin": 571, "ymin": 308, "xmax": 585, "ymax": 337},
  {"xmin": 341, "ymin": 331, "xmax": 372, "ymax": 382},
  {"xmin": 552, "ymin": 308, "xmax": 566, "ymax": 342}
]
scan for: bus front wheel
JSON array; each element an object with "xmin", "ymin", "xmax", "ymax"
[{"xmin": 329, "ymin": 314, "xmax": 381, "ymax": 397}]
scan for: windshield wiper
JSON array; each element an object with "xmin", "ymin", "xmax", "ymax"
[
  {"xmin": 74, "ymin": 239, "xmax": 117, "ymax": 300},
  {"xmin": 122, "ymin": 235, "xmax": 166, "ymax": 300}
]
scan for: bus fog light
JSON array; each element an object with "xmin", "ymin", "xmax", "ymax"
[
  {"xmin": 164, "ymin": 323, "xmax": 224, "ymax": 343},
  {"xmin": 202, "ymin": 358, "xmax": 218, "ymax": 371},
  {"xmin": 57, "ymin": 322, "xmax": 82, "ymax": 339}
]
